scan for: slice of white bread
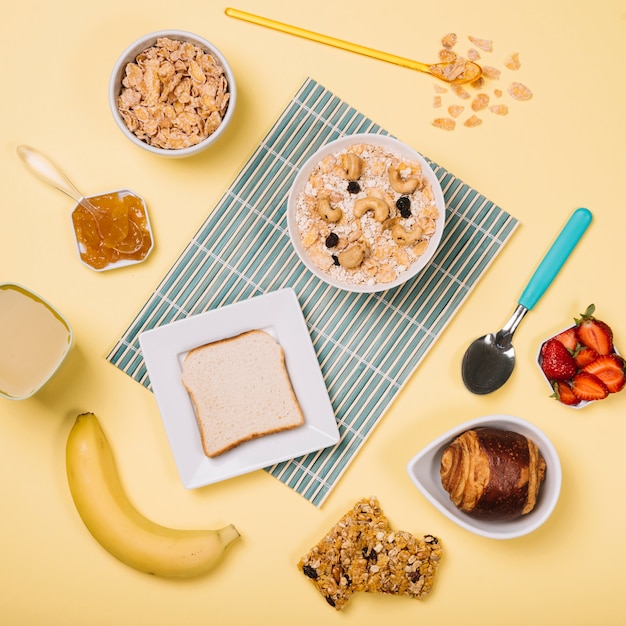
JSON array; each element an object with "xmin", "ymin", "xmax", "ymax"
[{"xmin": 181, "ymin": 329, "xmax": 305, "ymax": 458}]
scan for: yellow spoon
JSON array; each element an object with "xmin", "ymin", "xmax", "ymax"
[{"xmin": 225, "ymin": 8, "xmax": 482, "ymax": 85}]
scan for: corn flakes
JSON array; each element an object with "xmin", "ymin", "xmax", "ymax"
[
  {"xmin": 471, "ymin": 93, "xmax": 489, "ymax": 111},
  {"xmin": 489, "ymin": 104, "xmax": 509, "ymax": 115},
  {"xmin": 117, "ymin": 37, "xmax": 230, "ymax": 150},
  {"xmin": 464, "ymin": 115, "xmax": 483, "ymax": 127},
  {"xmin": 504, "ymin": 52, "xmax": 521, "ymax": 70},
  {"xmin": 509, "ymin": 82, "xmax": 533, "ymax": 101},
  {"xmin": 432, "ymin": 118, "xmax": 456, "ymax": 130},
  {"xmin": 468, "ymin": 36, "xmax": 493, "ymax": 52}
]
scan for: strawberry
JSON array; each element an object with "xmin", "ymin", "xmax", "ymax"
[
  {"xmin": 575, "ymin": 304, "xmax": 614, "ymax": 356},
  {"xmin": 582, "ymin": 354, "xmax": 626, "ymax": 393},
  {"xmin": 551, "ymin": 380, "xmax": 579, "ymax": 406},
  {"xmin": 540, "ymin": 338, "xmax": 577, "ymax": 381},
  {"xmin": 554, "ymin": 327, "xmax": 578, "ymax": 352},
  {"xmin": 573, "ymin": 345, "xmax": 599, "ymax": 369},
  {"xmin": 571, "ymin": 371, "xmax": 609, "ymax": 402}
]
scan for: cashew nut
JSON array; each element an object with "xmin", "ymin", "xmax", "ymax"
[
  {"xmin": 337, "ymin": 242, "xmax": 367, "ymax": 269},
  {"xmin": 353, "ymin": 196, "xmax": 390, "ymax": 222},
  {"xmin": 316, "ymin": 197, "xmax": 342, "ymax": 223},
  {"xmin": 340, "ymin": 153, "xmax": 363, "ymax": 181},
  {"xmin": 391, "ymin": 224, "xmax": 424, "ymax": 246},
  {"xmin": 388, "ymin": 165, "xmax": 419, "ymax": 194}
]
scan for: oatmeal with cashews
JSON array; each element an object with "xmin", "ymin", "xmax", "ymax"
[{"xmin": 295, "ymin": 143, "xmax": 441, "ymax": 286}]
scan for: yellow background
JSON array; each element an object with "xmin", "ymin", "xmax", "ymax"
[{"xmin": 2, "ymin": 1, "xmax": 625, "ymax": 624}]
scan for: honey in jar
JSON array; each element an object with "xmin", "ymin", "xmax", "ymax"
[{"xmin": 71, "ymin": 190, "xmax": 153, "ymax": 271}]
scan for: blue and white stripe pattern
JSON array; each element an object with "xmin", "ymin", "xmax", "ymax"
[{"xmin": 107, "ymin": 78, "xmax": 518, "ymax": 506}]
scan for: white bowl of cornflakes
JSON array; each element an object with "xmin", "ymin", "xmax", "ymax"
[
  {"xmin": 287, "ymin": 134, "xmax": 446, "ymax": 293},
  {"xmin": 109, "ymin": 31, "xmax": 236, "ymax": 158}
]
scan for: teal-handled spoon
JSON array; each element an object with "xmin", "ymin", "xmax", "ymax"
[{"xmin": 461, "ymin": 207, "xmax": 593, "ymax": 394}]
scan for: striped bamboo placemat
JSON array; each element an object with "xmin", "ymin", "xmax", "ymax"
[{"xmin": 107, "ymin": 77, "xmax": 518, "ymax": 506}]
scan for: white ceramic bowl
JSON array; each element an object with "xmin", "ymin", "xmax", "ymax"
[
  {"xmin": 109, "ymin": 30, "xmax": 236, "ymax": 158},
  {"xmin": 0, "ymin": 283, "xmax": 73, "ymax": 400},
  {"xmin": 406, "ymin": 414, "xmax": 562, "ymax": 539},
  {"xmin": 287, "ymin": 134, "xmax": 446, "ymax": 293}
]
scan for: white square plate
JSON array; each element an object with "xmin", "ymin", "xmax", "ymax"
[{"xmin": 139, "ymin": 288, "xmax": 339, "ymax": 488}]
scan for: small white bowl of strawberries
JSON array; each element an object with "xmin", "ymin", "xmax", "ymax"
[{"xmin": 538, "ymin": 304, "xmax": 625, "ymax": 408}]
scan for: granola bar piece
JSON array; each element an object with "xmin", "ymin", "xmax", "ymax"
[
  {"xmin": 360, "ymin": 529, "xmax": 443, "ymax": 598},
  {"xmin": 297, "ymin": 496, "xmax": 391, "ymax": 609},
  {"xmin": 298, "ymin": 497, "xmax": 443, "ymax": 610}
]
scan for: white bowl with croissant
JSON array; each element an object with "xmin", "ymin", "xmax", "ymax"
[{"xmin": 407, "ymin": 415, "xmax": 562, "ymax": 539}]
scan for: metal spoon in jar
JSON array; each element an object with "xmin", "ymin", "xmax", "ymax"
[
  {"xmin": 225, "ymin": 8, "xmax": 482, "ymax": 85},
  {"xmin": 461, "ymin": 207, "xmax": 592, "ymax": 395},
  {"xmin": 16, "ymin": 145, "xmax": 145, "ymax": 254}
]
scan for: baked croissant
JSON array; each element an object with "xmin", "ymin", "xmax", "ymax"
[{"xmin": 440, "ymin": 428, "xmax": 546, "ymax": 520}]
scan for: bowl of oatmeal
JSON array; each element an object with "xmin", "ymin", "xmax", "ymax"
[
  {"xmin": 287, "ymin": 134, "xmax": 446, "ymax": 293},
  {"xmin": 109, "ymin": 31, "xmax": 236, "ymax": 158}
]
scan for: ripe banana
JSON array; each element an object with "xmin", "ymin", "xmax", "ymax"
[{"xmin": 65, "ymin": 412, "xmax": 240, "ymax": 578}]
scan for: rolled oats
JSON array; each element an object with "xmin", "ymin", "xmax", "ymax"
[{"xmin": 117, "ymin": 37, "xmax": 230, "ymax": 150}]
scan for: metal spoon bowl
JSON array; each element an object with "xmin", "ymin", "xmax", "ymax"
[
  {"xmin": 462, "ymin": 208, "xmax": 593, "ymax": 394},
  {"xmin": 225, "ymin": 8, "xmax": 483, "ymax": 85}
]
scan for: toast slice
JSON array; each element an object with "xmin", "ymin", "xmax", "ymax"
[{"xmin": 181, "ymin": 329, "xmax": 305, "ymax": 458}]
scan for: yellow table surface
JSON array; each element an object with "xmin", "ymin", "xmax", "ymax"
[{"xmin": 2, "ymin": 1, "xmax": 625, "ymax": 624}]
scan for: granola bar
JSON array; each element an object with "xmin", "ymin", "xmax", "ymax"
[
  {"xmin": 297, "ymin": 496, "xmax": 390, "ymax": 609},
  {"xmin": 297, "ymin": 497, "xmax": 443, "ymax": 610}
]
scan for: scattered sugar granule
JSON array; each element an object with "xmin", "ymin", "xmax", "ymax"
[
  {"xmin": 432, "ymin": 117, "xmax": 456, "ymax": 130},
  {"xmin": 433, "ymin": 96, "xmax": 442, "ymax": 108},
  {"xmin": 448, "ymin": 105, "xmax": 464, "ymax": 118},
  {"xmin": 470, "ymin": 77, "xmax": 485, "ymax": 89},
  {"xmin": 434, "ymin": 84, "xmax": 448, "ymax": 94},
  {"xmin": 467, "ymin": 48, "xmax": 481, "ymax": 61},
  {"xmin": 494, "ymin": 88, "xmax": 503, "ymax": 98}
]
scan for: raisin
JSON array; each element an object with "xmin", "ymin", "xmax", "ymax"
[
  {"xmin": 408, "ymin": 571, "xmax": 423, "ymax": 583},
  {"xmin": 302, "ymin": 564, "xmax": 318, "ymax": 579},
  {"xmin": 362, "ymin": 546, "xmax": 377, "ymax": 562},
  {"xmin": 396, "ymin": 196, "xmax": 411, "ymax": 218},
  {"xmin": 332, "ymin": 255, "xmax": 340, "ymax": 266},
  {"xmin": 325, "ymin": 596, "xmax": 336, "ymax": 607},
  {"xmin": 325, "ymin": 232, "xmax": 339, "ymax": 248},
  {"xmin": 424, "ymin": 535, "xmax": 439, "ymax": 544},
  {"xmin": 347, "ymin": 181, "xmax": 360, "ymax": 194}
]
